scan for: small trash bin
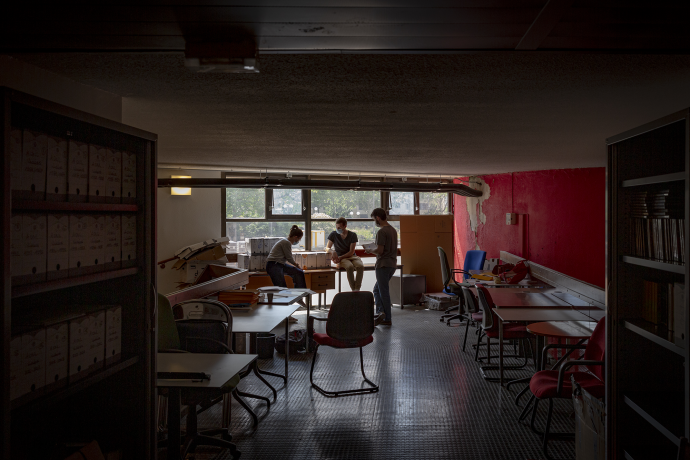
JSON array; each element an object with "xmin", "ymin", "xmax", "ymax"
[
  {"xmin": 256, "ymin": 333, "xmax": 276, "ymax": 359},
  {"xmin": 572, "ymin": 375, "xmax": 605, "ymax": 460}
]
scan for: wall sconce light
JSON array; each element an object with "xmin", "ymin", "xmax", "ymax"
[{"xmin": 171, "ymin": 175, "xmax": 192, "ymax": 195}]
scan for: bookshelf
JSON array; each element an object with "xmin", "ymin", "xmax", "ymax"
[
  {"xmin": 0, "ymin": 88, "xmax": 157, "ymax": 458},
  {"xmin": 607, "ymin": 109, "xmax": 690, "ymax": 459}
]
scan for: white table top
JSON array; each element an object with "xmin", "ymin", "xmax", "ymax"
[
  {"xmin": 231, "ymin": 302, "xmax": 301, "ymax": 333},
  {"xmin": 493, "ymin": 308, "xmax": 605, "ymax": 323},
  {"xmin": 157, "ymin": 353, "xmax": 257, "ymax": 388}
]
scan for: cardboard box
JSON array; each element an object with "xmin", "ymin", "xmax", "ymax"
[
  {"xmin": 573, "ymin": 377, "xmax": 606, "ymax": 460},
  {"xmin": 105, "ymin": 149, "xmax": 122, "ymax": 203},
  {"xmin": 69, "ymin": 315, "xmax": 90, "ymax": 380},
  {"xmin": 21, "ymin": 130, "xmax": 47, "ymax": 200},
  {"xmin": 44, "ymin": 320, "xmax": 69, "ymax": 391},
  {"xmin": 237, "ymin": 254, "xmax": 248, "ymax": 270},
  {"xmin": 245, "ymin": 237, "xmax": 264, "ymax": 254},
  {"xmin": 193, "ymin": 264, "xmax": 246, "ymax": 285},
  {"xmin": 68, "ymin": 140, "xmax": 89, "ymax": 202},
  {"xmin": 87, "ymin": 215, "xmax": 105, "ymax": 273},
  {"xmin": 105, "ymin": 306, "xmax": 122, "ymax": 365},
  {"xmin": 21, "ymin": 328, "xmax": 46, "ymax": 400},
  {"xmin": 171, "ymin": 244, "xmax": 225, "ymax": 270},
  {"xmin": 10, "ymin": 335, "xmax": 24, "ymax": 400},
  {"xmin": 47, "ymin": 214, "xmax": 70, "ymax": 280},
  {"xmin": 88, "ymin": 145, "xmax": 106, "ymax": 203},
  {"xmin": 121, "ymin": 215, "xmax": 137, "ymax": 267},
  {"xmin": 121, "ymin": 151, "xmax": 136, "ymax": 203},
  {"xmin": 260, "ymin": 255, "xmax": 267, "ymax": 271},
  {"xmin": 317, "ymin": 252, "xmax": 328, "ymax": 268},
  {"xmin": 307, "ymin": 252, "xmax": 317, "ymax": 269},
  {"xmin": 104, "ymin": 215, "xmax": 121, "ymax": 270},
  {"xmin": 46, "ymin": 135, "xmax": 68, "ymax": 201},
  {"xmin": 69, "ymin": 214, "xmax": 90, "ymax": 277},
  {"xmin": 263, "ymin": 237, "xmax": 280, "ymax": 254},
  {"xmin": 185, "ymin": 261, "xmax": 225, "ymax": 284},
  {"xmin": 10, "ymin": 215, "xmax": 23, "ymax": 284},
  {"xmin": 250, "ymin": 254, "xmax": 263, "ymax": 271},
  {"xmin": 10, "ymin": 127, "xmax": 23, "ymax": 198},
  {"xmin": 19, "ymin": 214, "xmax": 47, "ymax": 285},
  {"xmin": 85, "ymin": 310, "xmax": 106, "ymax": 372}
]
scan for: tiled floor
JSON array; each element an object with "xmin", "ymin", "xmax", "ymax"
[{"xmin": 171, "ymin": 305, "xmax": 577, "ymax": 460}]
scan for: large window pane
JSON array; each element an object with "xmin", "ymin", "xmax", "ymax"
[
  {"xmin": 311, "ymin": 220, "xmax": 378, "ymax": 250},
  {"xmin": 271, "ymin": 189, "xmax": 302, "ymax": 215},
  {"xmin": 226, "ymin": 188, "xmax": 265, "ymax": 219},
  {"xmin": 419, "ymin": 192, "xmax": 449, "ymax": 215},
  {"xmin": 225, "ymin": 221, "xmax": 306, "ymax": 252},
  {"xmin": 311, "ymin": 190, "xmax": 380, "ymax": 219},
  {"xmin": 389, "ymin": 192, "xmax": 414, "ymax": 215}
]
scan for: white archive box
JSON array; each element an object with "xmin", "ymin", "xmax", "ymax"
[
  {"xmin": 307, "ymin": 252, "xmax": 318, "ymax": 269},
  {"xmin": 121, "ymin": 215, "xmax": 137, "ymax": 268},
  {"xmin": 46, "ymin": 135, "xmax": 68, "ymax": 201},
  {"xmin": 47, "ymin": 214, "xmax": 70, "ymax": 280},
  {"xmin": 104, "ymin": 214, "xmax": 122, "ymax": 270},
  {"xmin": 69, "ymin": 315, "xmax": 90, "ymax": 380},
  {"xmin": 245, "ymin": 238, "xmax": 264, "ymax": 254},
  {"xmin": 263, "ymin": 237, "xmax": 280, "ymax": 254},
  {"xmin": 10, "ymin": 127, "xmax": 23, "ymax": 198},
  {"xmin": 67, "ymin": 140, "xmax": 89, "ymax": 202},
  {"xmin": 10, "ymin": 335, "xmax": 23, "ymax": 400},
  {"xmin": 44, "ymin": 320, "xmax": 70, "ymax": 391},
  {"xmin": 250, "ymin": 255, "xmax": 263, "ymax": 271},
  {"xmin": 105, "ymin": 149, "xmax": 122, "ymax": 204},
  {"xmin": 21, "ymin": 328, "xmax": 46, "ymax": 401},
  {"xmin": 69, "ymin": 214, "xmax": 90, "ymax": 276},
  {"xmin": 10, "ymin": 215, "xmax": 23, "ymax": 284},
  {"xmin": 19, "ymin": 214, "xmax": 47, "ymax": 285},
  {"xmin": 21, "ymin": 130, "xmax": 47, "ymax": 200},
  {"xmin": 260, "ymin": 255, "xmax": 267, "ymax": 271},
  {"xmin": 88, "ymin": 145, "xmax": 107, "ymax": 203},
  {"xmin": 86, "ymin": 215, "xmax": 105, "ymax": 273},
  {"xmin": 317, "ymin": 252, "xmax": 329, "ymax": 268},
  {"xmin": 85, "ymin": 310, "xmax": 106, "ymax": 372},
  {"xmin": 105, "ymin": 306, "xmax": 122, "ymax": 365},
  {"xmin": 121, "ymin": 151, "xmax": 137, "ymax": 204},
  {"xmin": 237, "ymin": 254, "xmax": 250, "ymax": 270}
]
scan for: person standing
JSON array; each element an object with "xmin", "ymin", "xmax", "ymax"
[
  {"xmin": 266, "ymin": 225, "xmax": 307, "ymax": 289},
  {"xmin": 366, "ymin": 208, "xmax": 398, "ymax": 326},
  {"xmin": 326, "ymin": 217, "xmax": 364, "ymax": 291}
]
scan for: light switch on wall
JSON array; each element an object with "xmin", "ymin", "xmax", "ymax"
[{"xmin": 506, "ymin": 213, "xmax": 517, "ymax": 225}]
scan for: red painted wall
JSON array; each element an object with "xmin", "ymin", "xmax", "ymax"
[{"xmin": 453, "ymin": 168, "xmax": 605, "ymax": 288}]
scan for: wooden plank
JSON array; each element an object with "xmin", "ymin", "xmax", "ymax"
[{"xmin": 516, "ymin": 0, "xmax": 575, "ymax": 50}]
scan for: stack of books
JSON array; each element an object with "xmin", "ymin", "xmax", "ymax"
[
  {"xmin": 642, "ymin": 280, "xmax": 685, "ymax": 345},
  {"xmin": 218, "ymin": 289, "xmax": 260, "ymax": 309},
  {"xmin": 628, "ymin": 188, "xmax": 685, "ymax": 264}
]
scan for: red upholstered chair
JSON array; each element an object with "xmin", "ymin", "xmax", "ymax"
[
  {"xmin": 461, "ymin": 287, "xmax": 483, "ymax": 353},
  {"xmin": 308, "ymin": 292, "xmax": 379, "ymax": 397},
  {"xmin": 518, "ymin": 317, "xmax": 606, "ymax": 460},
  {"xmin": 474, "ymin": 284, "xmax": 534, "ymax": 381}
]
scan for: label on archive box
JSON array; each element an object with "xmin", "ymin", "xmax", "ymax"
[
  {"xmin": 69, "ymin": 214, "xmax": 90, "ymax": 276},
  {"xmin": 20, "ymin": 215, "xmax": 47, "ymax": 284},
  {"xmin": 47, "ymin": 214, "xmax": 69, "ymax": 280},
  {"xmin": 105, "ymin": 306, "xmax": 122, "ymax": 365},
  {"xmin": 10, "ymin": 127, "xmax": 22, "ymax": 197},
  {"xmin": 21, "ymin": 329, "xmax": 46, "ymax": 396},
  {"xmin": 46, "ymin": 135, "xmax": 68, "ymax": 201},
  {"xmin": 10, "ymin": 335, "xmax": 23, "ymax": 400},
  {"xmin": 121, "ymin": 215, "xmax": 137, "ymax": 267},
  {"xmin": 68, "ymin": 140, "xmax": 89, "ymax": 202},
  {"xmin": 86, "ymin": 215, "xmax": 105, "ymax": 273},
  {"xmin": 69, "ymin": 315, "xmax": 89, "ymax": 380},
  {"xmin": 88, "ymin": 145, "xmax": 106, "ymax": 202},
  {"xmin": 85, "ymin": 311, "xmax": 105, "ymax": 371},
  {"xmin": 45, "ymin": 321, "xmax": 69, "ymax": 390},
  {"xmin": 122, "ymin": 152, "xmax": 136, "ymax": 203},
  {"xmin": 21, "ymin": 130, "xmax": 47, "ymax": 200},
  {"xmin": 104, "ymin": 215, "xmax": 121, "ymax": 270},
  {"xmin": 10, "ymin": 215, "xmax": 23, "ymax": 280},
  {"xmin": 105, "ymin": 149, "xmax": 122, "ymax": 203}
]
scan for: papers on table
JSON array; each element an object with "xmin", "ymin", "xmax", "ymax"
[
  {"xmin": 274, "ymin": 288, "xmax": 317, "ymax": 297},
  {"xmin": 257, "ymin": 286, "xmax": 288, "ymax": 292}
]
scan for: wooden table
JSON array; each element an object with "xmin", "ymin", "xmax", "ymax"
[
  {"xmin": 488, "ymin": 290, "xmax": 574, "ymax": 309},
  {"xmin": 526, "ymin": 321, "xmax": 595, "ymax": 371},
  {"xmin": 157, "ymin": 353, "xmax": 257, "ymax": 460},
  {"xmin": 494, "ymin": 308, "xmax": 605, "ymax": 385},
  {"xmin": 243, "ymin": 267, "xmax": 337, "ymax": 309},
  {"xmin": 467, "ymin": 279, "xmax": 549, "ymax": 288},
  {"xmin": 336, "ymin": 263, "xmax": 405, "ymax": 308}
]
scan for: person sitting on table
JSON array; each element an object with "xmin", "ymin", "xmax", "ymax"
[
  {"xmin": 326, "ymin": 217, "xmax": 364, "ymax": 291},
  {"xmin": 266, "ymin": 225, "xmax": 306, "ymax": 322},
  {"xmin": 366, "ymin": 208, "xmax": 398, "ymax": 327}
]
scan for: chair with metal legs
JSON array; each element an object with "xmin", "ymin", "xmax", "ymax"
[
  {"xmin": 460, "ymin": 287, "xmax": 483, "ymax": 353},
  {"xmin": 437, "ymin": 247, "xmax": 485, "ymax": 325}
]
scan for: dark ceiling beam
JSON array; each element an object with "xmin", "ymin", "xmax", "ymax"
[{"xmin": 516, "ymin": 0, "xmax": 575, "ymax": 50}]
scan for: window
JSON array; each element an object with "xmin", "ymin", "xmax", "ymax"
[
  {"xmin": 389, "ymin": 192, "xmax": 415, "ymax": 215},
  {"xmin": 270, "ymin": 189, "xmax": 303, "ymax": 216},
  {"xmin": 311, "ymin": 220, "xmax": 379, "ymax": 250},
  {"xmin": 225, "ymin": 188, "xmax": 265, "ymax": 219},
  {"xmin": 311, "ymin": 190, "xmax": 380, "ymax": 219},
  {"xmin": 225, "ymin": 221, "xmax": 306, "ymax": 252},
  {"xmin": 419, "ymin": 192, "xmax": 449, "ymax": 215}
]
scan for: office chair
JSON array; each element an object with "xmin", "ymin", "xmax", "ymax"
[
  {"xmin": 460, "ymin": 287, "xmax": 484, "ymax": 353},
  {"xmin": 437, "ymin": 247, "xmax": 486, "ymax": 325},
  {"xmin": 308, "ymin": 292, "xmax": 379, "ymax": 397}
]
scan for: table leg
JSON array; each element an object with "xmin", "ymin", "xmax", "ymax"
[
  {"xmin": 499, "ymin": 319, "xmax": 504, "ymax": 386},
  {"xmin": 400, "ymin": 267, "xmax": 404, "ymax": 310},
  {"xmin": 338, "ymin": 270, "xmax": 342, "ymax": 293},
  {"xmin": 167, "ymin": 387, "xmax": 182, "ymax": 460},
  {"xmin": 284, "ymin": 315, "xmax": 289, "ymax": 381}
]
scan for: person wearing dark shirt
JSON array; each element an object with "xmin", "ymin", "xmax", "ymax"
[
  {"xmin": 366, "ymin": 208, "xmax": 398, "ymax": 326},
  {"xmin": 326, "ymin": 217, "xmax": 364, "ymax": 291}
]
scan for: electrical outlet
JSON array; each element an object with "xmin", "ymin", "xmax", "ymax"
[{"xmin": 506, "ymin": 213, "xmax": 517, "ymax": 225}]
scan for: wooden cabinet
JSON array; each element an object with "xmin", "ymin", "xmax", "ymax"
[
  {"xmin": 607, "ymin": 109, "xmax": 689, "ymax": 459},
  {"xmin": 1, "ymin": 88, "xmax": 157, "ymax": 458},
  {"xmin": 400, "ymin": 215, "xmax": 453, "ymax": 293}
]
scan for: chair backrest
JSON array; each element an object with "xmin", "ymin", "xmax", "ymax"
[
  {"xmin": 327, "ymin": 292, "xmax": 375, "ymax": 343},
  {"xmin": 172, "ymin": 299, "xmax": 233, "ymax": 354},
  {"xmin": 461, "ymin": 287, "xmax": 478, "ymax": 314},
  {"xmin": 583, "ymin": 317, "xmax": 606, "ymax": 381},
  {"xmin": 463, "ymin": 250, "xmax": 487, "ymax": 279},
  {"xmin": 157, "ymin": 293, "xmax": 181, "ymax": 350},
  {"xmin": 475, "ymin": 285, "xmax": 497, "ymax": 331},
  {"xmin": 437, "ymin": 246, "xmax": 452, "ymax": 288}
]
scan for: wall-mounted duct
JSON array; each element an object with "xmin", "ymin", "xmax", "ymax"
[{"xmin": 157, "ymin": 177, "xmax": 482, "ymax": 197}]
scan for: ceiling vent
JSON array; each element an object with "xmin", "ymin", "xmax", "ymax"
[{"xmin": 184, "ymin": 40, "xmax": 259, "ymax": 73}]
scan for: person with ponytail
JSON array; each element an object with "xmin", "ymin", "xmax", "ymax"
[{"xmin": 265, "ymin": 225, "xmax": 307, "ymax": 290}]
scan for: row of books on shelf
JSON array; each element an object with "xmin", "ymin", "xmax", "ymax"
[
  {"xmin": 627, "ymin": 188, "xmax": 684, "ymax": 218},
  {"xmin": 641, "ymin": 280, "xmax": 685, "ymax": 345},
  {"xmin": 10, "ymin": 213, "xmax": 137, "ymax": 286},
  {"xmin": 11, "ymin": 305, "xmax": 122, "ymax": 405},
  {"xmin": 629, "ymin": 218, "xmax": 685, "ymax": 265},
  {"xmin": 10, "ymin": 127, "xmax": 137, "ymax": 203}
]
